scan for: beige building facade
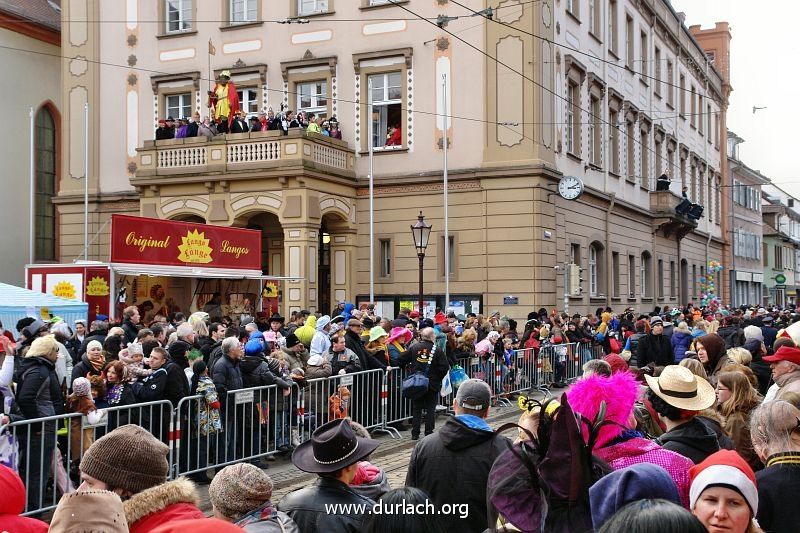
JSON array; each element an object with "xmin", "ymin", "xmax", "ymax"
[
  {"xmin": 0, "ymin": 0, "xmax": 61, "ymax": 286},
  {"xmin": 55, "ymin": 0, "xmax": 728, "ymax": 320}
]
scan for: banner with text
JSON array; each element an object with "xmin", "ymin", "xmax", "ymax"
[{"xmin": 110, "ymin": 214, "xmax": 262, "ymax": 270}]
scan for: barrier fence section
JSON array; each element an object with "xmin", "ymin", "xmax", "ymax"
[
  {"xmin": 6, "ymin": 400, "xmax": 174, "ymax": 516},
  {"xmin": 10, "ymin": 341, "xmax": 608, "ymax": 516}
]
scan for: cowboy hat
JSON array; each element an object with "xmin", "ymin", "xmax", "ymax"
[
  {"xmin": 291, "ymin": 419, "xmax": 379, "ymax": 473},
  {"xmin": 644, "ymin": 365, "xmax": 716, "ymax": 411}
]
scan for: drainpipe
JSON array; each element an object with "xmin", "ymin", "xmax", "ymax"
[{"xmin": 606, "ymin": 193, "xmax": 616, "ymax": 308}]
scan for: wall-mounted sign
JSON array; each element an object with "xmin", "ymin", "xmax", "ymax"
[
  {"xmin": 503, "ymin": 296, "xmax": 519, "ymax": 305},
  {"xmin": 775, "ymin": 273, "xmax": 787, "ymax": 285},
  {"xmin": 111, "ymin": 215, "xmax": 262, "ymax": 270}
]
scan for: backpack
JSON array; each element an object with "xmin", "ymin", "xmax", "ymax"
[{"xmin": 487, "ymin": 394, "xmax": 611, "ymax": 533}]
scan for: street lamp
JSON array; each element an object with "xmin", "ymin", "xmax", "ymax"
[{"xmin": 410, "ymin": 211, "xmax": 432, "ymax": 318}]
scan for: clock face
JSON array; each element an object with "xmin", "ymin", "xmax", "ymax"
[{"xmin": 558, "ymin": 176, "xmax": 584, "ymax": 200}]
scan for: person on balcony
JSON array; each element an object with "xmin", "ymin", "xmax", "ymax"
[
  {"xmin": 155, "ymin": 119, "xmax": 173, "ymax": 140},
  {"xmin": 230, "ymin": 110, "xmax": 249, "ymax": 134},
  {"xmin": 385, "ymin": 124, "xmax": 402, "ymax": 147},
  {"xmin": 656, "ymin": 173, "xmax": 671, "ymax": 191},
  {"xmin": 186, "ymin": 112, "xmax": 200, "ymax": 138},
  {"xmin": 307, "ymin": 113, "xmax": 323, "ymax": 134},
  {"xmin": 208, "ymin": 70, "xmax": 240, "ymax": 133}
]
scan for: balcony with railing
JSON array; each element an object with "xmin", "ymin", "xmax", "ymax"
[
  {"xmin": 650, "ymin": 190, "xmax": 701, "ymax": 240},
  {"xmin": 133, "ymin": 130, "xmax": 356, "ymax": 186}
]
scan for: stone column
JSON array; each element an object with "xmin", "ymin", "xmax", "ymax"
[{"xmin": 329, "ymin": 228, "xmax": 357, "ymax": 306}]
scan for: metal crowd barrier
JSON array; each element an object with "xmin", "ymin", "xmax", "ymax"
[{"xmin": 5, "ymin": 399, "xmax": 174, "ymax": 516}]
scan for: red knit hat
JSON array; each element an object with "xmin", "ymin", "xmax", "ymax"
[
  {"xmin": 434, "ymin": 311, "xmax": 448, "ymax": 325},
  {"xmin": 689, "ymin": 450, "xmax": 758, "ymax": 513}
]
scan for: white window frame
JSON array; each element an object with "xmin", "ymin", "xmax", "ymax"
[
  {"xmin": 237, "ymin": 88, "xmax": 260, "ymax": 115},
  {"xmin": 368, "ymin": 0, "xmax": 390, "ymax": 5},
  {"xmin": 379, "ymin": 238, "xmax": 391, "ymax": 277},
  {"xmin": 567, "ymin": 83, "xmax": 576, "ymax": 154},
  {"xmin": 165, "ymin": 93, "xmax": 192, "ymax": 120},
  {"xmin": 230, "ymin": 0, "xmax": 257, "ymax": 24},
  {"xmin": 298, "ymin": 0, "xmax": 328, "ymax": 16},
  {"xmin": 165, "ymin": 0, "xmax": 192, "ymax": 33},
  {"xmin": 296, "ymin": 80, "xmax": 328, "ymax": 119},
  {"xmin": 369, "ymin": 71, "xmax": 403, "ymax": 150},
  {"xmin": 589, "ymin": 245, "xmax": 598, "ymax": 296}
]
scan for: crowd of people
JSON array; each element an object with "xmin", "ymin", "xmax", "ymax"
[
  {"xmin": 1, "ymin": 300, "xmax": 799, "ymax": 532},
  {"xmin": 154, "ymin": 109, "xmax": 345, "ymax": 141}
]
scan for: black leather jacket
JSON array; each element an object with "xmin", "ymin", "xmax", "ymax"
[{"xmin": 277, "ymin": 477, "xmax": 374, "ymax": 533}]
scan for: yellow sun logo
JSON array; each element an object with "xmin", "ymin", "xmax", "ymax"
[
  {"xmin": 177, "ymin": 229, "xmax": 213, "ymax": 264},
  {"xmin": 53, "ymin": 281, "xmax": 77, "ymax": 300},
  {"xmin": 85, "ymin": 276, "xmax": 110, "ymax": 296},
  {"xmin": 263, "ymin": 282, "xmax": 278, "ymax": 297}
]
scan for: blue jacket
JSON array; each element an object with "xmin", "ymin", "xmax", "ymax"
[{"xmin": 670, "ymin": 331, "xmax": 692, "ymax": 362}]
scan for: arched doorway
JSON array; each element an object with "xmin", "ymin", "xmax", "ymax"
[
  {"xmin": 243, "ymin": 212, "xmax": 283, "ymax": 276},
  {"xmin": 320, "ymin": 212, "xmax": 353, "ymax": 315},
  {"xmin": 170, "ymin": 214, "xmax": 206, "ymax": 223}
]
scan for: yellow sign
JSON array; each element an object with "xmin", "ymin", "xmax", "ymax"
[
  {"xmin": 263, "ymin": 282, "xmax": 278, "ymax": 298},
  {"xmin": 86, "ymin": 276, "xmax": 110, "ymax": 296},
  {"xmin": 39, "ymin": 306, "xmax": 50, "ymax": 320},
  {"xmin": 52, "ymin": 281, "xmax": 76, "ymax": 300},
  {"xmin": 177, "ymin": 229, "xmax": 213, "ymax": 264}
]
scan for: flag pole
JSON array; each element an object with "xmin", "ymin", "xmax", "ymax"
[{"xmin": 208, "ymin": 39, "xmax": 215, "ymax": 118}]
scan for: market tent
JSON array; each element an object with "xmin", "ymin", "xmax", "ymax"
[{"xmin": 0, "ymin": 283, "xmax": 88, "ymax": 331}]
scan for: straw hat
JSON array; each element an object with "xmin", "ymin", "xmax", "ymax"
[{"xmin": 644, "ymin": 365, "xmax": 716, "ymax": 411}]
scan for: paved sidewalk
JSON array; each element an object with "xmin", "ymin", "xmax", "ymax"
[{"xmin": 193, "ymin": 392, "xmax": 552, "ymax": 514}]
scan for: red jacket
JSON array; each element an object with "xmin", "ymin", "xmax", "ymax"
[
  {"xmin": 123, "ymin": 478, "xmax": 205, "ymax": 533},
  {"xmin": 0, "ymin": 465, "xmax": 49, "ymax": 532}
]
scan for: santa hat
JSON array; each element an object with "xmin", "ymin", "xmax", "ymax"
[{"xmin": 689, "ymin": 450, "xmax": 758, "ymax": 514}]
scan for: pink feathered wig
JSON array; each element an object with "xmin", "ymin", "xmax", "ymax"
[{"xmin": 566, "ymin": 371, "xmax": 639, "ymax": 449}]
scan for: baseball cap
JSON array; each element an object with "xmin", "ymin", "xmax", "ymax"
[
  {"xmin": 763, "ymin": 345, "xmax": 800, "ymax": 365},
  {"xmin": 455, "ymin": 379, "xmax": 492, "ymax": 411}
]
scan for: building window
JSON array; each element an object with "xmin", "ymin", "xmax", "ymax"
[
  {"xmin": 571, "ymin": 243, "xmax": 581, "ymax": 267},
  {"xmin": 679, "ymin": 74, "xmax": 686, "ymax": 117},
  {"xmin": 641, "ymin": 251, "xmax": 652, "ymax": 297},
  {"xmin": 626, "ymin": 117, "xmax": 635, "ymax": 181},
  {"xmin": 297, "ymin": 80, "xmax": 328, "ymax": 119},
  {"xmin": 666, "ymin": 60, "xmax": 674, "ymax": 107},
  {"xmin": 566, "ymin": 0, "xmax": 579, "ymax": 19},
  {"xmin": 379, "ymin": 238, "xmax": 391, "ymax": 277},
  {"xmin": 639, "ymin": 31, "xmax": 648, "ymax": 76},
  {"xmin": 715, "ymin": 176, "xmax": 722, "ymax": 223},
  {"xmin": 625, "ymin": 15, "xmax": 634, "ymax": 69},
  {"xmin": 298, "ymin": 0, "xmax": 328, "ymax": 16},
  {"xmin": 654, "ymin": 137, "xmax": 662, "ymax": 177},
  {"xmin": 230, "ymin": 0, "xmax": 257, "ymax": 23},
  {"xmin": 640, "ymin": 127, "xmax": 649, "ymax": 188},
  {"xmin": 237, "ymin": 88, "xmax": 259, "ymax": 114},
  {"xmin": 165, "ymin": 93, "xmax": 192, "ymax": 120},
  {"xmin": 589, "ymin": 95, "xmax": 601, "ymax": 166},
  {"xmin": 609, "ymin": 107, "xmax": 620, "ymax": 174},
  {"xmin": 612, "ymin": 251, "xmax": 620, "ymax": 297},
  {"xmin": 609, "ymin": 0, "xmax": 619, "ymax": 55},
  {"xmin": 628, "ymin": 254, "xmax": 636, "ymax": 298},
  {"xmin": 589, "ymin": 0, "xmax": 600, "ymax": 37},
  {"xmin": 657, "ymin": 259, "xmax": 664, "ymax": 298},
  {"xmin": 35, "ymin": 106, "xmax": 56, "ymax": 262},
  {"xmin": 707, "ymin": 104, "xmax": 713, "ymax": 143},
  {"xmin": 589, "ymin": 242, "xmax": 605, "ymax": 296},
  {"xmin": 165, "ymin": 0, "xmax": 192, "ymax": 33},
  {"xmin": 670, "ymin": 260, "xmax": 676, "ymax": 298},
  {"xmin": 367, "ymin": 71, "xmax": 403, "ymax": 149},
  {"xmin": 654, "ymin": 47, "xmax": 661, "ymax": 96},
  {"xmin": 692, "ymin": 264, "xmax": 697, "ymax": 299},
  {"xmin": 589, "ymin": 245, "xmax": 598, "ymax": 296},
  {"xmin": 567, "ymin": 81, "xmax": 579, "ymax": 156},
  {"xmin": 775, "ymin": 245, "xmax": 783, "ymax": 269},
  {"xmin": 690, "ymin": 86, "xmax": 697, "ymax": 128},
  {"xmin": 440, "ymin": 235, "xmax": 456, "ymax": 277}
]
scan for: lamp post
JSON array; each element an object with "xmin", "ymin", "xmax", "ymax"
[{"xmin": 410, "ymin": 211, "xmax": 432, "ymax": 318}]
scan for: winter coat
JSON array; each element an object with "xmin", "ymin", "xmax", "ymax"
[
  {"xmin": 627, "ymin": 332, "xmax": 647, "ymax": 367},
  {"xmin": 656, "ymin": 417, "xmax": 721, "ymax": 464},
  {"xmin": 121, "ymin": 319, "xmax": 140, "ymax": 345},
  {"xmin": 278, "ymin": 477, "xmax": 375, "ymax": 533},
  {"xmin": 195, "ymin": 375, "xmax": 221, "ymax": 436},
  {"xmin": 756, "ymin": 452, "xmax": 800, "ymax": 533},
  {"xmin": 77, "ymin": 330, "xmax": 107, "ymax": 357},
  {"xmin": 716, "ymin": 326, "xmax": 745, "ymax": 350},
  {"xmin": 122, "ymin": 478, "xmax": 204, "ymax": 533},
  {"xmin": 594, "ymin": 435, "xmax": 694, "ymax": 508},
  {"xmin": 0, "ymin": 464, "xmax": 48, "ymax": 532},
  {"xmin": 55, "ymin": 340, "xmax": 73, "ymax": 388},
  {"xmin": 197, "ymin": 336, "xmax": 215, "ymax": 363},
  {"xmin": 212, "ymin": 352, "xmax": 243, "ymax": 408},
  {"xmin": 406, "ymin": 416, "xmax": 508, "ymax": 533},
  {"xmin": 168, "ymin": 340, "xmax": 192, "ymax": 370},
  {"xmin": 397, "ymin": 340, "xmax": 450, "ymax": 392},
  {"xmin": 280, "ymin": 346, "xmax": 309, "ymax": 371},
  {"xmin": 304, "ymin": 360, "xmax": 332, "ymax": 416},
  {"xmin": 328, "ymin": 347, "xmax": 362, "ymax": 374},
  {"xmin": 345, "ymin": 329, "xmax": 378, "ymax": 371},
  {"xmin": 236, "ymin": 505, "xmax": 300, "ymax": 533},
  {"xmin": 637, "ymin": 333, "xmax": 674, "ymax": 368},
  {"xmin": 16, "ymin": 356, "xmax": 64, "ymax": 428},
  {"xmin": 349, "ymin": 461, "xmax": 391, "ymax": 501},
  {"xmin": 670, "ymin": 331, "xmax": 692, "ymax": 363},
  {"xmin": 240, "ymin": 355, "xmax": 290, "ymax": 390},
  {"xmin": 163, "ymin": 360, "xmax": 190, "ymax": 408},
  {"xmin": 720, "ymin": 408, "xmax": 761, "ymax": 472},
  {"xmin": 71, "ymin": 352, "xmax": 104, "ymax": 385},
  {"xmin": 137, "ymin": 367, "xmax": 168, "ymax": 403},
  {"xmin": 761, "ymin": 326, "xmax": 778, "ymax": 351},
  {"xmin": 774, "ymin": 369, "xmax": 800, "ymax": 402}
]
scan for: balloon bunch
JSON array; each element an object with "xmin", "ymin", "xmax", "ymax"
[{"xmin": 700, "ymin": 260, "xmax": 724, "ymax": 308}]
